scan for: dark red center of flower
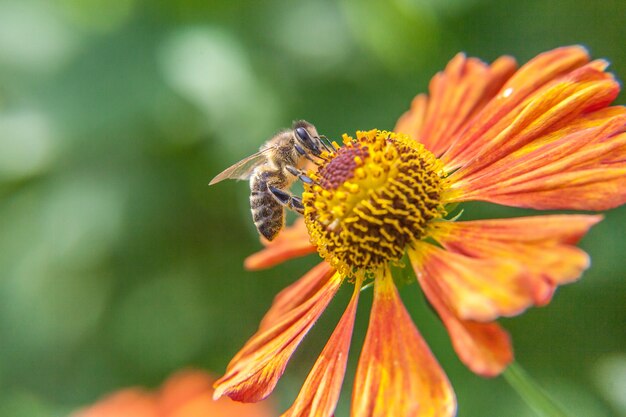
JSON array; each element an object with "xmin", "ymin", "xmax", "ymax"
[{"xmin": 317, "ymin": 146, "xmax": 370, "ymax": 190}]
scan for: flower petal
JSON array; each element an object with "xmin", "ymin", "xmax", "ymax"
[
  {"xmin": 73, "ymin": 370, "xmax": 275, "ymax": 417},
  {"xmin": 411, "ymin": 242, "xmax": 533, "ymax": 322},
  {"xmin": 173, "ymin": 390, "xmax": 274, "ymax": 417},
  {"xmin": 213, "ymin": 272, "xmax": 343, "ymax": 402},
  {"xmin": 258, "ymin": 262, "xmax": 335, "ymax": 332},
  {"xmin": 281, "ymin": 276, "xmax": 362, "ymax": 417},
  {"xmin": 352, "ymin": 269, "xmax": 456, "ymax": 417},
  {"xmin": 442, "ymin": 46, "xmax": 593, "ymax": 170},
  {"xmin": 159, "ymin": 370, "xmax": 213, "ymax": 413},
  {"xmin": 431, "ymin": 215, "xmax": 601, "ymax": 305},
  {"xmin": 245, "ymin": 219, "xmax": 316, "ymax": 270},
  {"xmin": 445, "ymin": 107, "xmax": 626, "ymax": 209},
  {"xmin": 72, "ymin": 389, "xmax": 158, "ymax": 417},
  {"xmin": 395, "ymin": 53, "xmax": 516, "ymax": 157},
  {"xmin": 450, "ymin": 59, "xmax": 618, "ymax": 176},
  {"xmin": 409, "ymin": 250, "xmax": 513, "ymax": 377},
  {"xmin": 438, "ymin": 47, "xmax": 626, "ymax": 210},
  {"xmin": 446, "ymin": 104, "xmax": 626, "ymax": 211}
]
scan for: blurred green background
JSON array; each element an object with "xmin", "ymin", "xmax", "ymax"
[{"xmin": 0, "ymin": 0, "xmax": 624, "ymax": 416}]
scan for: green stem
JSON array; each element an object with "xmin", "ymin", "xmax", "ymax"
[{"xmin": 503, "ymin": 362, "xmax": 570, "ymax": 417}]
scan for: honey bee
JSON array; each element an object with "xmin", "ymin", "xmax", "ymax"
[{"xmin": 210, "ymin": 120, "xmax": 330, "ymax": 241}]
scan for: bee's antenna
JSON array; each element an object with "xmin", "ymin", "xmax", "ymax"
[{"xmin": 319, "ymin": 135, "xmax": 334, "ymax": 153}]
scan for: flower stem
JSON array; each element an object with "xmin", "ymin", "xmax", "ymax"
[{"xmin": 503, "ymin": 362, "xmax": 571, "ymax": 417}]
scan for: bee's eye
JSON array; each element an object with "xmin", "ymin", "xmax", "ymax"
[
  {"xmin": 295, "ymin": 127, "xmax": 311, "ymax": 144},
  {"xmin": 294, "ymin": 123, "xmax": 322, "ymax": 156}
]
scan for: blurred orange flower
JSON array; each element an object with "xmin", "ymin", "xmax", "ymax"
[
  {"xmin": 214, "ymin": 46, "xmax": 626, "ymax": 417},
  {"xmin": 73, "ymin": 369, "xmax": 274, "ymax": 417}
]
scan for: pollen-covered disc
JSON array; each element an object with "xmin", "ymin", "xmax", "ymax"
[{"xmin": 303, "ymin": 130, "xmax": 446, "ymax": 276}]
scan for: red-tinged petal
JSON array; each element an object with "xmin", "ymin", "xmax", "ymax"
[
  {"xmin": 442, "ymin": 46, "xmax": 591, "ymax": 169},
  {"xmin": 258, "ymin": 262, "xmax": 335, "ymax": 332},
  {"xmin": 446, "ymin": 61, "xmax": 619, "ymax": 181},
  {"xmin": 73, "ymin": 370, "xmax": 275, "ymax": 417},
  {"xmin": 446, "ymin": 107, "xmax": 626, "ymax": 207},
  {"xmin": 213, "ymin": 272, "xmax": 343, "ymax": 402},
  {"xmin": 409, "ymin": 251, "xmax": 513, "ymax": 377},
  {"xmin": 411, "ymin": 242, "xmax": 533, "ymax": 322},
  {"xmin": 72, "ymin": 389, "xmax": 158, "ymax": 417},
  {"xmin": 245, "ymin": 219, "xmax": 316, "ymax": 270},
  {"xmin": 444, "ymin": 82, "xmax": 626, "ymax": 211},
  {"xmin": 431, "ymin": 215, "xmax": 601, "ymax": 305},
  {"xmin": 234, "ymin": 263, "xmax": 334, "ymax": 362},
  {"xmin": 435, "ymin": 214, "xmax": 602, "ymax": 244},
  {"xmin": 159, "ymin": 370, "xmax": 274, "ymax": 417},
  {"xmin": 458, "ymin": 164, "xmax": 626, "ymax": 211},
  {"xmin": 159, "ymin": 370, "xmax": 213, "ymax": 414},
  {"xmin": 352, "ymin": 269, "xmax": 456, "ymax": 417},
  {"xmin": 395, "ymin": 54, "xmax": 516, "ymax": 157},
  {"xmin": 173, "ymin": 392, "xmax": 274, "ymax": 417},
  {"xmin": 281, "ymin": 276, "xmax": 362, "ymax": 417}
]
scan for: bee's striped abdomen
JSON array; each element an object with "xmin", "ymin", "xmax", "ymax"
[{"xmin": 250, "ymin": 169, "xmax": 285, "ymax": 241}]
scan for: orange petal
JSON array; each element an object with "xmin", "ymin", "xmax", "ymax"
[
  {"xmin": 159, "ymin": 370, "xmax": 274, "ymax": 417},
  {"xmin": 158, "ymin": 370, "xmax": 214, "ymax": 414},
  {"xmin": 448, "ymin": 60, "xmax": 618, "ymax": 177},
  {"xmin": 258, "ymin": 262, "xmax": 335, "ymax": 332},
  {"xmin": 245, "ymin": 218, "xmax": 316, "ymax": 270},
  {"xmin": 351, "ymin": 269, "xmax": 456, "ymax": 417},
  {"xmin": 454, "ymin": 162, "xmax": 626, "ymax": 211},
  {"xmin": 437, "ymin": 47, "xmax": 626, "ymax": 211},
  {"xmin": 409, "ymin": 250, "xmax": 513, "ymax": 377},
  {"xmin": 446, "ymin": 107, "xmax": 626, "ymax": 206},
  {"xmin": 446, "ymin": 103, "xmax": 626, "ymax": 211},
  {"xmin": 411, "ymin": 242, "xmax": 534, "ymax": 322},
  {"xmin": 72, "ymin": 389, "xmax": 158, "ymax": 417},
  {"xmin": 431, "ymin": 215, "xmax": 601, "ymax": 305},
  {"xmin": 395, "ymin": 53, "xmax": 516, "ymax": 157},
  {"xmin": 281, "ymin": 276, "xmax": 362, "ymax": 417},
  {"xmin": 173, "ymin": 390, "xmax": 274, "ymax": 417},
  {"xmin": 73, "ymin": 370, "xmax": 275, "ymax": 417},
  {"xmin": 442, "ymin": 46, "xmax": 592, "ymax": 170},
  {"xmin": 213, "ymin": 272, "xmax": 343, "ymax": 402}
]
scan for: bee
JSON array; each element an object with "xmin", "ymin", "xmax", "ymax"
[{"xmin": 210, "ymin": 120, "xmax": 330, "ymax": 241}]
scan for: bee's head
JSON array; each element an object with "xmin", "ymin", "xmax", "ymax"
[{"xmin": 293, "ymin": 120, "xmax": 324, "ymax": 157}]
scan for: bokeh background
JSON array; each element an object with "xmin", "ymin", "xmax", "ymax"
[{"xmin": 0, "ymin": 0, "xmax": 624, "ymax": 416}]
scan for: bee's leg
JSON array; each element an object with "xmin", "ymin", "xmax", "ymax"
[
  {"xmin": 285, "ymin": 165, "xmax": 314, "ymax": 185},
  {"xmin": 268, "ymin": 186, "xmax": 305, "ymax": 214},
  {"xmin": 294, "ymin": 144, "xmax": 323, "ymax": 165}
]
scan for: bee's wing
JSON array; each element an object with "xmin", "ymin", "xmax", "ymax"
[{"xmin": 209, "ymin": 146, "xmax": 274, "ymax": 185}]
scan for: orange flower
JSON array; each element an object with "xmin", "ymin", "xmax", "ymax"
[
  {"xmin": 73, "ymin": 369, "xmax": 274, "ymax": 417},
  {"xmin": 214, "ymin": 46, "xmax": 626, "ymax": 417}
]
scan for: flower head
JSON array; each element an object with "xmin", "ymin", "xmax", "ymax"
[
  {"xmin": 214, "ymin": 46, "xmax": 626, "ymax": 417},
  {"xmin": 305, "ymin": 130, "xmax": 445, "ymax": 276}
]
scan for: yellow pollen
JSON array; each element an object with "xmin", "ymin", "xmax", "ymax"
[{"xmin": 303, "ymin": 129, "xmax": 446, "ymax": 277}]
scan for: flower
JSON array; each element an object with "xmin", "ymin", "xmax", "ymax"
[
  {"xmin": 73, "ymin": 369, "xmax": 274, "ymax": 417},
  {"xmin": 213, "ymin": 46, "xmax": 626, "ymax": 417}
]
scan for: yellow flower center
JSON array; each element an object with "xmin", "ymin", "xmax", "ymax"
[{"xmin": 303, "ymin": 129, "xmax": 446, "ymax": 277}]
